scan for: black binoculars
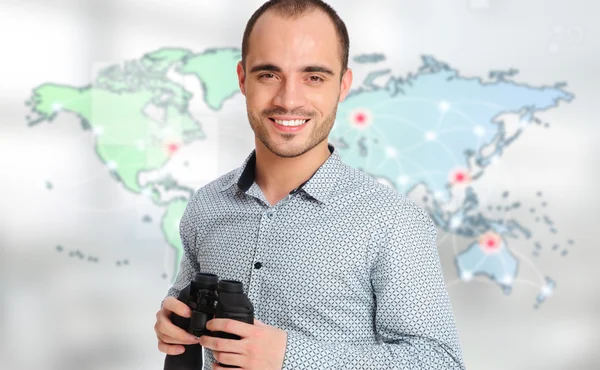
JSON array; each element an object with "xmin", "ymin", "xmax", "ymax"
[{"xmin": 163, "ymin": 272, "xmax": 254, "ymax": 370}]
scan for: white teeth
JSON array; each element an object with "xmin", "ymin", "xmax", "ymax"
[{"xmin": 274, "ymin": 119, "xmax": 307, "ymax": 126}]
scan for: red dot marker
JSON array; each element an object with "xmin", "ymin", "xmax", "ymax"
[
  {"xmin": 478, "ymin": 231, "xmax": 502, "ymax": 254},
  {"xmin": 165, "ymin": 142, "xmax": 181, "ymax": 155},
  {"xmin": 449, "ymin": 167, "xmax": 472, "ymax": 186},
  {"xmin": 355, "ymin": 113, "xmax": 366, "ymax": 124},
  {"xmin": 350, "ymin": 109, "xmax": 371, "ymax": 129}
]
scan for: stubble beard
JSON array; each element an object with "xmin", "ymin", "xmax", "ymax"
[{"xmin": 248, "ymin": 104, "xmax": 338, "ymax": 158}]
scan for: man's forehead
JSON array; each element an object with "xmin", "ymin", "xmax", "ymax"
[
  {"xmin": 247, "ymin": 11, "xmax": 341, "ymax": 72},
  {"xmin": 254, "ymin": 7, "xmax": 333, "ymax": 30}
]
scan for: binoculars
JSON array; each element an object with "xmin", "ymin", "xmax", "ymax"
[{"xmin": 163, "ymin": 272, "xmax": 254, "ymax": 370}]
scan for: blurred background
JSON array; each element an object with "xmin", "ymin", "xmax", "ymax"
[{"xmin": 0, "ymin": 0, "xmax": 598, "ymax": 369}]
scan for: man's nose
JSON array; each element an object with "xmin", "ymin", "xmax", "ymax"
[{"xmin": 272, "ymin": 78, "xmax": 307, "ymax": 111}]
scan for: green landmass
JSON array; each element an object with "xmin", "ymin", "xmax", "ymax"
[
  {"xmin": 27, "ymin": 47, "xmax": 245, "ymax": 277},
  {"xmin": 27, "ymin": 47, "xmax": 243, "ymax": 195},
  {"xmin": 178, "ymin": 48, "xmax": 241, "ymax": 110},
  {"xmin": 30, "ymin": 85, "xmax": 175, "ymax": 192},
  {"xmin": 142, "ymin": 47, "xmax": 192, "ymax": 73},
  {"xmin": 161, "ymin": 198, "xmax": 188, "ymax": 277}
]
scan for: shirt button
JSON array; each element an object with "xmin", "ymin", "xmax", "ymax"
[
  {"xmin": 254, "ymin": 262, "xmax": 262, "ymax": 269},
  {"xmin": 266, "ymin": 211, "xmax": 274, "ymax": 219}
]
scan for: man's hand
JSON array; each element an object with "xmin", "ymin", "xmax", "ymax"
[
  {"xmin": 200, "ymin": 318, "xmax": 288, "ymax": 370},
  {"xmin": 154, "ymin": 297, "xmax": 202, "ymax": 355}
]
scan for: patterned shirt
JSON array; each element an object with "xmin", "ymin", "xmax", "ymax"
[{"xmin": 165, "ymin": 143, "xmax": 465, "ymax": 369}]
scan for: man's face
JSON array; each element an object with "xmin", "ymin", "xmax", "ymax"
[{"xmin": 237, "ymin": 9, "xmax": 353, "ymax": 158}]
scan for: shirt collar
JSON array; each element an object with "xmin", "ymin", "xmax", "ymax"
[{"xmin": 220, "ymin": 143, "xmax": 344, "ymax": 204}]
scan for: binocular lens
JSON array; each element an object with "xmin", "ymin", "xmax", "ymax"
[
  {"xmin": 193, "ymin": 273, "xmax": 219, "ymax": 288},
  {"xmin": 218, "ymin": 280, "xmax": 244, "ymax": 293}
]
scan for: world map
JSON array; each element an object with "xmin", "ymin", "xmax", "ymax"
[{"xmin": 26, "ymin": 47, "xmax": 575, "ymax": 308}]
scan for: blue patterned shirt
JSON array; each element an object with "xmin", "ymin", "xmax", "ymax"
[{"xmin": 165, "ymin": 144, "xmax": 465, "ymax": 369}]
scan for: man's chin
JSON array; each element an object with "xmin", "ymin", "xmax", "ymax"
[
  {"xmin": 264, "ymin": 141, "xmax": 308, "ymax": 158},
  {"xmin": 269, "ymin": 147, "xmax": 305, "ymax": 158}
]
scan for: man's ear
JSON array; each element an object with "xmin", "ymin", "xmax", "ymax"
[
  {"xmin": 338, "ymin": 67, "xmax": 353, "ymax": 102},
  {"xmin": 237, "ymin": 61, "xmax": 246, "ymax": 96}
]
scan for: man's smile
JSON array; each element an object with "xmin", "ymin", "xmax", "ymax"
[{"xmin": 268, "ymin": 117, "xmax": 311, "ymax": 131}]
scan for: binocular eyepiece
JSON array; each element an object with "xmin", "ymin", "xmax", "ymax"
[{"xmin": 163, "ymin": 273, "xmax": 254, "ymax": 370}]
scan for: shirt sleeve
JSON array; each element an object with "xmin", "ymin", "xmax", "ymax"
[
  {"xmin": 161, "ymin": 193, "xmax": 201, "ymax": 307},
  {"xmin": 281, "ymin": 197, "xmax": 465, "ymax": 370}
]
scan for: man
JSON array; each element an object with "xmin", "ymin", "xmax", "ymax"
[{"xmin": 154, "ymin": 0, "xmax": 465, "ymax": 369}]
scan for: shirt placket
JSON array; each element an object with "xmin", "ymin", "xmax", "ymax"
[{"xmin": 246, "ymin": 192, "xmax": 295, "ymax": 314}]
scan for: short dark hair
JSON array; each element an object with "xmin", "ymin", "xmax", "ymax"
[{"xmin": 241, "ymin": 0, "xmax": 350, "ymax": 75}]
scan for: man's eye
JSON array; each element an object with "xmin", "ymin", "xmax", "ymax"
[
  {"xmin": 309, "ymin": 76, "xmax": 324, "ymax": 82},
  {"xmin": 259, "ymin": 73, "xmax": 275, "ymax": 79}
]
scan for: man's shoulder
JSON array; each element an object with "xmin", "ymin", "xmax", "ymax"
[
  {"xmin": 341, "ymin": 165, "xmax": 432, "ymax": 222},
  {"xmin": 341, "ymin": 165, "xmax": 407, "ymax": 205}
]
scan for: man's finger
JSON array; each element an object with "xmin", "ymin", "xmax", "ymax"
[
  {"xmin": 157, "ymin": 340, "xmax": 187, "ymax": 355},
  {"xmin": 212, "ymin": 351, "xmax": 244, "ymax": 369},
  {"xmin": 162, "ymin": 297, "xmax": 192, "ymax": 318},
  {"xmin": 159, "ymin": 332, "xmax": 200, "ymax": 346},
  {"xmin": 206, "ymin": 318, "xmax": 256, "ymax": 338},
  {"xmin": 199, "ymin": 336, "xmax": 245, "ymax": 354},
  {"xmin": 156, "ymin": 311, "xmax": 199, "ymax": 343}
]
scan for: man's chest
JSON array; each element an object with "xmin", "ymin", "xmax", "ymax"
[{"xmin": 193, "ymin": 204, "xmax": 379, "ymax": 326}]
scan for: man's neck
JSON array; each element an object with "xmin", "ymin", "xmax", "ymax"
[{"xmin": 254, "ymin": 140, "xmax": 331, "ymax": 205}]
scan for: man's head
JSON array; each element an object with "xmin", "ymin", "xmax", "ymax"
[
  {"xmin": 241, "ymin": 0, "xmax": 350, "ymax": 76},
  {"xmin": 237, "ymin": 0, "xmax": 353, "ymax": 158}
]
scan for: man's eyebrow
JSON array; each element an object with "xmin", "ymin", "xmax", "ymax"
[
  {"xmin": 248, "ymin": 64, "xmax": 335, "ymax": 76},
  {"xmin": 301, "ymin": 65, "xmax": 335, "ymax": 75},
  {"xmin": 249, "ymin": 64, "xmax": 282, "ymax": 74}
]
